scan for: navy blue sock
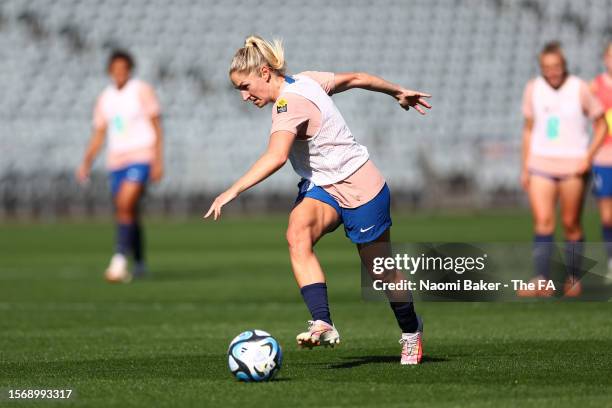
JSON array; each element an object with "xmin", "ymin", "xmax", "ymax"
[
  {"xmin": 565, "ymin": 237, "xmax": 584, "ymax": 281},
  {"xmin": 602, "ymin": 226, "xmax": 612, "ymax": 259},
  {"xmin": 300, "ymin": 283, "xmax": 332, "ymax": 325},
  {"xmin": 389, "ymin": 302, "xmax": 418, "ymax": 333},
  {"xmin": 133, "ymin": 222, "xmax": 144, "ymax": 263},
  {"xmin": 116, "ymin": 223, "xmax": 136, "ymax": 256},
  {"xmin": 533, "ymin": 234, "xmax": 554, "ymax": 279}
]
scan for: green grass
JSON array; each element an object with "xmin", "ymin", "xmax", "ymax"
[{"xmin": 1, "ymin": 211, "xmax": 611, "ymax": 407}]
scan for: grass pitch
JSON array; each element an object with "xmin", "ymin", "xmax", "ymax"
[{"xmin": 1, "ymin": 211, "xmax": 611, "ymax": 407}]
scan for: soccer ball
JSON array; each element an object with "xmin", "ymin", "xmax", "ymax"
[{"xmin": 227, "ymin": 330, "xmax": 282, "ymax": 382}]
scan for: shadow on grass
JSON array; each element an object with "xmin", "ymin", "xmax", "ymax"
[
  {"xmin": 4, "ymin": 340, "xmax": 612, "ymax": 385},
  {"xmin": 227, "ymin": 377, "xmax": 291, "ymax": 383},
  {"xmin": 327, "ymin": 355, "xmax": 448, "ymax": 369}
]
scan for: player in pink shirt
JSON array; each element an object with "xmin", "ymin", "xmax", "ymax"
[
  {"xmin": 519, "ymin": 42, "xmax": 607, "ymax": 297},
  {"xmin": 590, "ymin": 41, "xmax": 612, "ymax": 282},
  {"xmin": 205, "ymin": 36, "xmax": 431, "ymax": 365},
  {"xmin": 76, "ymin": 50, "xmax": 164, "ymax": 282}
]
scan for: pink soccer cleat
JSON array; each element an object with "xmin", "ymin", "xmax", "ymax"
[
  {"xmin": 296, "ymin": 320, "xmax": 340, "ymax": 349},
  {"xmin": 516, "ymin": 276, "xmax": 555, "ymax": 297},
  {"xmin": 400, "ymin": 316, "xmax": 423, "ymax": 365},
  {"xmin": 563, "ymin": 277, "xmax": 582, "ymax": 298}
]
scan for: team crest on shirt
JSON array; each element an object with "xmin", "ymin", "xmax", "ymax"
[{"xmin": 276, "ymin": 98, "xmax": 288, "ymax": 114}]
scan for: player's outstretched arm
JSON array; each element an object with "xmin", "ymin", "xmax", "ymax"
[
  {"xmin": 76, "ymin": 125, "xmax": 107, "ymax": 184},
  {"xmin": 204, "ymin": 130, "xmax": 295, "ymax": 220},
  {"xmin": 332, "ymin": 72, "xmax": 432, "ymax": 114}
]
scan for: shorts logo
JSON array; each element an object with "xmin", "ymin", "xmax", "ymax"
[
  {"xmin": 276, "ymin": 98, "xmax": 288, "ymax": 114},
  {"xmin": 594, "ymin": 173, "xmax": 602, "ymax": 192},
  {"xmin": 127, "ymin": 168, "xmax": 141, "ymax": 181},
  {"xmin": 360, "ymin": 225, "xmax": 375, "ymax": 233}
]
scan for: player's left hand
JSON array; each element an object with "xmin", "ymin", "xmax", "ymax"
[
  {"xmin": 396, "ymin": 89, "xmax": 432, "ymax": 114},
  {"xmin": 151, "ymin": 160, "xmax": 164, "ymax": 182},
  {"xmin": 204, "ymin": 188, "xmax": 239, "ymax": 220}
]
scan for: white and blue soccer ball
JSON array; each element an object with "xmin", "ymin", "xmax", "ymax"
[{"xmin": 227, "ymin": 330, "xmax": 282, "ymax": 382}]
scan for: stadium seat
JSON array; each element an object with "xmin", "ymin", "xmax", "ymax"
[{"xmin": 1, "ymin": 0, "xmax": 611, "ymax": 215}]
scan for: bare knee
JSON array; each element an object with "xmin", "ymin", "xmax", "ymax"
[
  {"xmin": 533, "ymin": 216, "xmax": 555, "ymax": 235},
  {"xmin": 561, "ymin": 214, "xmax": 582, "ymax": 239},
  {"xmin": 115, "ymin": 200, "xmax": 136, "ymax": 223},
  {"xmin": 286, "ymin": 223, "xmax": 314, "ymax": 258},
  {"xmin": 602, "ymin": 215, "xmax": 612, "ymax": 227},
  {"xmin": 374, "ymin": 268, "xmax": 400, "ymax": 284},
  {"xmin": 600, "ymin": 208, "xmax": 612, "ymax": 227}
]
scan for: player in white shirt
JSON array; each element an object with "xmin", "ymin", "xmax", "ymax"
[
  {"xmin": 519, "ymin": 42, "xmax": 607, "ymax": 297},
  {"xmin": 205, "ymin": 36, "xmax": 431, "ymax": 364},
  {"xmin": 77, "ymin": 50, "xmax": 164, "ymax": 282}
]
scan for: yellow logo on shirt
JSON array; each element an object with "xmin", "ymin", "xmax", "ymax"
[{"xmin": 276, "ymin": 98, "xmax": 288, "ymax": 114}]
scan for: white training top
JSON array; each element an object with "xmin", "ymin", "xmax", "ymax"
[
  {"xmin": 94, "ymin": 79, "xmax": 160, "ymax": 170},
  {"xmin": 280, "ymin": 74, "xmax": 369, "ymax": 185},
  {"xmin": 529, "ymin": 75, "xmax": 590, "ymax": 158}
]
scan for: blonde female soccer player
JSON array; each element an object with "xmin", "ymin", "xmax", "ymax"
[
  {"xmin": 591, "ymin": 42, "xmax": 612, "ymax": 282},
  {"xmin": 519, "ymin": 42, "xmax": 607, "ymax": 297},
  {"xmin": 77, "ymin": 50, "xmax": 163, "ymax": 282},
  {"xmin": 205, "ymin": 36, "xmax": 431, "ymax": 365}
]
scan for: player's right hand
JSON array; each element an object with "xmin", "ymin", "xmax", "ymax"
[
  {"xmin": 520, "ymin": 168, "xmax": 530, "ymax": 191},
  {"xmin": 204, "ymin": 188, "xmax": 239, "ymax": 221},
  {"xmin": 76, "ymin": 163, "xmax": 90, "ymax": 184}
]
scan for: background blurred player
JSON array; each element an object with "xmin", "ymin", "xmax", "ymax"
[
  {"xmin": 590, "ymin": 41, "xmax": 612, "ymax": 282},
  {"xmin": 76, "ymin": 50, "xmax": 164, "ymax": 282},
  {"xmin": 205, "ymin": 36, "xmax": 431, "ymax": 364},
  {"xmin": 519, "ymin": 42, "xmax": 607, "ymax": 297}
]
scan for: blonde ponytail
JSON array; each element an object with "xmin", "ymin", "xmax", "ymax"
[{"xmin": 230, "ymin": 35, "xmax": 286, "ymax": 76}]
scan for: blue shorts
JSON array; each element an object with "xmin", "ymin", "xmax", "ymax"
[
  {"xmin": 109, "ymin": 163, "xmax": 150, "ymax": 196},
  {"xmin": 295, "ymin": 179, "xmax": 392, "ymax": 244},
  {"xmin": 592, "ymin": 165, "xmax": 612, "ymax": 198}
]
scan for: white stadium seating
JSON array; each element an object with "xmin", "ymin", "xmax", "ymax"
[{"xmin": 0, "ymin": 0, "xmax": 611, "ymax": 215}]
